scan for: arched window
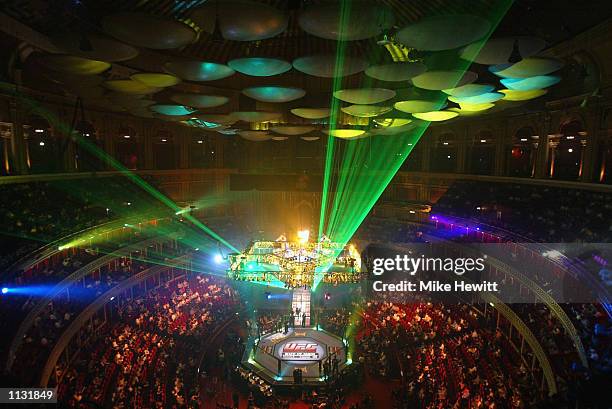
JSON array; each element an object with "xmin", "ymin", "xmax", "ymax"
[
  {"xmin": 430, "ymin": 132, "xmax": 456, "ymax": 173},
  {"xmin": 153, "ymin": 129, "xmax": 178, "ymax": 169},
  {"xmin": 550, "ymin": 120, "xmax": 585, "ymax": 180},
  {"xmin": 116, "ymin": 125, "xmax": 139, "ymax": 170},
  {"xmin": 26, "ymin": 115, "xmax": 61, "ymax": 173},
  {"xmin": 469, "ymin": 130, "xmax": 494, "ymax": 175},
  {"xmin": 508, "ymin": 126, "xmax": 537, "ymax": 178}
]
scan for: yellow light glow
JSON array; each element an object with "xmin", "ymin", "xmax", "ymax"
[
  {"xmin": 341, "ymin": 105, "xmax": 392, "ymax": 118},
  {"xmin": 412, "ymin": 111, "xmax": 458, "ymax": 121},
  {"xmin": 325, "ymin": 129, "xmax": 366, "ymax": 139},
  {"xmin": 500, "ymin": 89, "xmax": 548, "ymax": 101},
  {"xmin": 131, "ymin": 73, "xmax": 181, "ymax": 87},
  {"xmin": 457, "ymin": 103, "xmax": 495, "ymax": 112},
  {"xmin": 297, "ymin": 229, "xmax": 310, "ymax": 243}
]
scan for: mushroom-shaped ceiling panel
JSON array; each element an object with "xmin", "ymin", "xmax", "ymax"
[
  {"xmin": 242, "ymin": 86, "xmax": 306, "ymax": 103},
  {"xmin": 333, "ymin": 88, "xmax": 396, "ymax": 104},
  {"xmin": 271, "ymin": 126, "xmax": 316, "ymax": 136},
  {"xmin": 500, "ymin": 75, "xmax": 561, "ymax": 91},
  {"xmin": 103, "ymin": 80, "xmax": 162, "ymax": 95},
  {"xmin": 341, "ymin": 105, "xmax": 393, "ymax": 118},
  {"xmin": 291, "ymin": 108, "xmax": 330, "ymax": 119},
  {"xmin": 228, "ymin": 58, "xmax": 292, "ymax": 77},
  {"xmin": 170, "ymin": 94, "xmax": 229, "ymax": 108},
  {"xmin": 293, "ymin": 55, "xmax": 368, "ymax": 78},
  {"xmin": 412, "ymin": 70, "xmax": 478, "ymax": 90},
  {"xmin": 298, "ymin": 3, "xmax": 394, "ymax": 41},
  {"xmin": 397, "ymin": 15, "xmax": 491, "ymax": 51},
  {"xmin": 365, "ymin": 62, "xmax": 427, "ymax": 82},
  {"xmin": 489, "ymin": 57, "xmax": 564, "ymax": 78},
  {"xmin": 461, "ymin": 36, "xmax": 547, "ymax": 65},
  {"xmin": 164, "ymin": 61, "xmax": 235, "ymax": 82},
  {"xmin": 239, "ymin": 131, "xmax": 273, "ymax": 141},
  {"xmin": 131, "ymin": 73, "xmax": 181, "ymax": 88},
  {"xmin": 191, "ymin": 1, "xmax": 287, "ymax": 41},
  {"xmin": 102, "ymin": 12, "xmax": 197, "ymax": 49},
  {"xmin": 51, "ymin": 34, "xmax": 138, "ymax": 62},
  {"xmin": 38, "ymin": 54, "xmax": 111, "ymax": 75}
]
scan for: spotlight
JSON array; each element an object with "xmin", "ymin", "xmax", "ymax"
[
  {"xmin": 324, "ymin": 292, "xmax": 331, "ymax": 300},
  {"xmin": 265, "ymin": 291, "xmax": 272, "ymax": 300},
  {"xmin": 214, "ymin": 254, "xmax": 223, "ymax": 264},
  {"xmin": 1, "ymin": 287, "xmax": 8, "ymax": 294}
]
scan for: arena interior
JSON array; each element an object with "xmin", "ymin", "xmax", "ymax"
[{"xmin": 0, "ymin": 1, "xmax": 611, "ymax": 408}]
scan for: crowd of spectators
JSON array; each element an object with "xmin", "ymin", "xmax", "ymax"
[
  {"xmin": 359, "ymin": 300, "xmax": 541, "ymax": 408},
  {"xmin": 58, "ymin": 274, "xmax": 238, "ymax": 408},
  {"xmin": 0, "ymin": 176, "xmax": 169, "ymax": 270},
  {"xmin": 432, "ymin": 180, "xmax": 612, "ymax": 243}
]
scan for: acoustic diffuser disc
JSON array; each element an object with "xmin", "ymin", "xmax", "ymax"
[
  {"xmin": 170, "ymin": 94, "xmax": 229, "ymax": 108},
  {"xmin": 325, "ymin": 129, "xmax": 366, "ymax": 139},
  {"xmin": 365, "ymin": 62, "xmax": 427, "ymax": 82},
  {"xmin": 290, "ymin": 108, "xmax": 330, "ymax": 119},
  {"xmin": 500, "ymin": 75, "xmax": 561, "ymax": 91},
  {"xmin": 298, "ymin": 3, "xmax": 394, "ymax": 41},
  {"xmin": 370, "ymin": 119, "xmax": 416, "ymax": 135},
  {"xmin": 448, "ymin": 92, "xmax": 503, "ymax": 104},
  {"xmin": 228, "ymin": 58, "xmax": 291, "ymax": 76},
  {"xmin": 394, "ymin": 99, "xmax": 446, "ymax": 114},
  {"xmin": 442, "ymin": 84, "xmax": 495, "ymax": 97},
  {"xmin": 131, "ymin": 73, "xmax": 181, "ymax": 88},
  {"xmin": 489, "ymin": 57, "xmax": 564, "ymax": 78},
  {"xmin": 239, "ymin": 131, "xmax": 273, "ymax": 141},
  {"xmin": 103, "ymin": 80, "xmax": 162, "ymax": 95},
  {"xmin": 456, "ymin": 103, "xmax": 495, "ymax": 112},
  {"xmin": 190, "ymin": 1, "xmax": 287, "ymax": 41},
  {"xmin": 38, "ymin": 54, "xmax": 110, "ymax": 75},
  {"xmin": 150, "ymin": 105, "xmax": 196, "ymax": 116},
  {"xmin": 293, "ymin": 55, "xmax": 368, "ymax": 78},
  {"xmin": 231, "ymin": 112, "xmax": 282, "ymax": 122},
  {"xmin": 412, "ymin": 70, "xmax": 478, "ymax": 90},
  {"xmin": 333, "ymin": 88, "xmax": 396, "ymax": 104},
  {"xmin": 397, "ymin": 15, "xmax": 491, "ymax": 51},
  {"xmin": 164, "ymin": 61, "xmax": 235, "ymax": 81},
  {"xmin": 461, "ymin": 36, "xmax": 547, "ymax": 65},
  {"xmin": 412, "ymin": 111, "xmax": 458, "ymax": 121},
  {"xmin": 242, "ymin": 86, "xmax": 306, "ymax": 103},
  {"xmin": 270, "ymin": 126, "xmax": 316, "ymax": 136},
  {"xmin": 341, "ymin": 105, "xmax": 392, "ymax": 118},
  {"xmin": 195, "ymin": 114, "xmax": 236, "ymax": 125},
  {"xmin": 301, "ymin": 136, "xmax": 320, "ymax": 141},
  {"xmin": 51, "ymin": 34, "xmax": 138, "ymax": 62},
  {"xmin": 499, "ymin": 89, "xmax": 548, "ymax": 101},
  {"xmin": 272, "ymin": 136, "xmax": 289, "ymax": 141},
  {"xmin": 102, "ymin": 12, "xmax": 197, "ymax": 49}
]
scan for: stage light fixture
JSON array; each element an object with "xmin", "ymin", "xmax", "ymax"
[{"xmin": 1, "ymin": 287, "xmax": 8, "ymax": 294}]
